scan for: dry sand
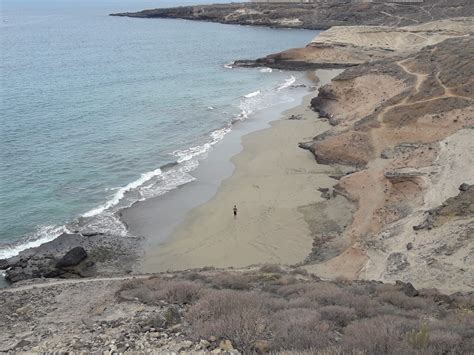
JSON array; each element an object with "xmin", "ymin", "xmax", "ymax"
[{"xmin": 142, "ymin": 70, "xmax": 343, "ymax": 272}]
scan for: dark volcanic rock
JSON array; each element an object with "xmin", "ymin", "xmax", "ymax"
[
  {"xmin": 395, "ymin": 280, "xmax": 419, "ymax": 297},
  {"xmin": 56, "ymin": 247, "xmax": 88, "ymax": 268},
  {"xmin": 4, "ymin": 232, "xmax": 143, "ymax": 283},
  {"xmin": 0, "ymin": 259, "xmax": 8, "ymax": 270}
]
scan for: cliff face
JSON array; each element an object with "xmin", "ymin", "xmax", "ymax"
[
  {"xmin": 111, "ymin": 0, "xmax": 474, "ymax": 29},
  {"xmin": 304, "ymin": 30, "xmax": 474, "ymax": 292}
]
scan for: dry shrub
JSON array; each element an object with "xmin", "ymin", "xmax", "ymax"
[
  {"xmin": 427, "ymin": 330, "xmax": 462, "ymax": 354},
  {"xmin": 274, "ymin": 347, "xmax": 343, "ymax": 355},
  {"xmin": 378, "ymin": 290, "xmax": 434, "ymax": 311},
  {"xmin": 270, "ymin": 308, "xmax": 333, "ymax": 351},
  {"xmin": 211, "ymin": 272, "xmax": 254, "ymax": 290},
  {"xmin": 182, "ymin": 271, "xmax": 209, "ymax": 283},
  {"xmin": 276, "ymin": 283, "xmax": 314, "ymax": 298},
  {"xmin": 340, "ymin": 294, "xmax": 380, "ymax": 318},
  {"xmin": 187, "ymin": 290, "xmax": 279, "ymax": 351},
  {"xmin": 303, "ymin": 283, "xmax": 351, "ymax": 306},
  {"xmin": 260, "ymin": 264, "xmax": 283, "ymax": 274},
  {"xmin": 289, "ymin": 267, "xmax": 309, "ymax": 276},
  {"xmin": 117, "ymin": 278, "xmax": 202, "ymax": 305},
  {"xmin": 319, "ymin": 305, "xmax": 357, "ymax": 327},
  {"xmin": 287, "ymin": 296, "xmax": 315, "ymax": 309},
  {"xmin": 343, "ymin": 315, "xmax": 414, "ymax": 354},
  {"xmin": 158, "ymin": 280, "xmax": 203, "ymax": 304},
  {"xmin": 428, "ymin": 313, "xmax": 474, "ymax": 353},
  {"xmin": 274, "ymin": 275, "xmax": 298, "ymax": 286},
  {"xmin": 450, "ymin": 293, "xmax": 474, "ymax": 310}
]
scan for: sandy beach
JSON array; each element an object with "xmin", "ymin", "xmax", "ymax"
[{"xmin": 141, "ymin": 69, "xmax": 344, "ymax": 272}]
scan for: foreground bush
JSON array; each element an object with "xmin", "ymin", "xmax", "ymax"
[
  {"xmin": 187, "ymin": 290, "xmax": 279, "ymax": 351},
  {"xmin": 116, "ymin": 269, "xmax": 473, "ymax": 353}
]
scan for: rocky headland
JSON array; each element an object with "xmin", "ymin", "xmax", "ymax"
[{"xmin": 111, "ymin": 0, "xmax": 473, "ymax": 30}]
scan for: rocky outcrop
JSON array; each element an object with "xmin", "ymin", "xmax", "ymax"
[
  {"xmin": 55, "ymin": 246, "xmax": 88, "ymax": 268},
  {"xmin": 2, "ymin": 232, "xmax": 143, "ymax": 283}
]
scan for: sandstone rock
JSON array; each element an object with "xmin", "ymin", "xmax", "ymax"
[
  {"xmin": 200, "ymin": 339, "xmax": 211, "ymax": 348},
  {"xmin": 254, "ymin": 339, "xmax": 270, "ymax": 353},
  {"xmin": 219, "ymin": 339, "xmax": 234, "ymax": 351},
  {"xmin": 16, "ymin": 306, "xmax": 31, "ymax": 316},
  {"xmin": 56, "ymin": 247, "xmax": 87, "ymax": 268}
]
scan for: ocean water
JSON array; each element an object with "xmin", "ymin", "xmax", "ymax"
[{"xmin": 0, "ymin": 0, "xmax": 318, "ymax": 259}]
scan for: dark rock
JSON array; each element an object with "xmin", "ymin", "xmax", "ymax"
[
  {"xmin": 318, "ymin": 188, "xmax": 331, "ymax": 200},
  {"xmin": 164, "ymin": 306, "xmax": 182, "ymax": 327},
  {"xmin": 406, "ymin": 242, "xmax": 413, "ymax": 250},
  {"xmin": 288, "ymin": 114, "xmax": 302, "ymax": 120},
  {"xmin": 380, "ymin": 148, "xmax": 395, "ymax": 159},
  {"xmin": 298, "ymin": 141, "xmax": 314, "ymax": 151},
  {"xmin": 4, "ymin": 232, "xmax": 142, "ymax": 283},
  {"xmin": 56, "ymin": 247, "xmax": 88, "ymax": 268},
  {"xmin": 395, "ymin": 280, "xmax": 419, "ymax": 297},
  {"xmin": 81, "ymin": 231, "xmax": 105, "ymax": 237},
  {"xmin": 386, "ymin": 252, "xmax": 409, "ymax": 274},
  {"xmin": 459, "ymin": 183, "xmax": 471, "ymax": 192},
  {"xmin": 0, "ymin": 259, "xmax": 8, "ymax": 270},
  {"xmin": 142, "ymin": 315, "xmax": 166, "ymax": 330}
]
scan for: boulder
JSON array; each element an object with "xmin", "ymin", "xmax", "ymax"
[
  {"xmin": 164, "ymin": 306, "xmax": 181, "ymax": 327},
  {"xmin": 0, "ymin": 259, "xmax": 8, "ymax": 270},
  {"xmin": 56, "ymin": 247, "xmax": 88, "ymax": 268},
  {"xmin": 219, "ymin": 340, "xmax": 234, "ymax": 351},
  {"xmin": 5, "ymin": 257, "xmax": 59, "ymax": 283},
  {"xmin": 395, "ymin": 280, "xmax": 419, "ymax": 297},
  {"xmin": 386, "ymin": 252, "xmax": 409, "ymax": 274}
]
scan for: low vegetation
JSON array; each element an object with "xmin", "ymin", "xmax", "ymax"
[{"xmin": 117, "ymin": 268, "xmax": 474, "ymax": 354}]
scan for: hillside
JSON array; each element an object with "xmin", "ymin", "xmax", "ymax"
[{"xmin": 1, "ymin": 267, "xmax": 473, "ymax": 353}]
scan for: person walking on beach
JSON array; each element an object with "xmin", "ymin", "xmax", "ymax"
[{"xmin": 233, "ymin": 205, "xmax": 238, "ymax": 219}]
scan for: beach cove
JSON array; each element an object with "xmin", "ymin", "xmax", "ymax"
[{"xmin": 122, "ymin": 69, "xmax": 349, "ymax": 272}]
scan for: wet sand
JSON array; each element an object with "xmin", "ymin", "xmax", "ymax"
[{"xmin": 133, "ymin": 69, "xmax": 345, "ymax": 272}]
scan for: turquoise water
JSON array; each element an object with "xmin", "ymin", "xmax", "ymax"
[{"xmin": 0, "ymin": 0, "xmax": 317, "ymax": 258}]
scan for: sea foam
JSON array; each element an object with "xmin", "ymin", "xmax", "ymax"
[
  {"xmin": 0, "ymin": 225, "xmax": 71, "ymax": 259},
  {"xmin": 277, "ymin": 75, "xmax": 296, "ymax": 91},
  {"xmin": 82, "ymin": 168, "xmax": 164, "ymax": 217}
]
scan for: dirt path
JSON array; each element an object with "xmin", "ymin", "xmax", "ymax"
[{"xmin": 0, "ymin": 274, "xmax": 152, "ymax": 293}]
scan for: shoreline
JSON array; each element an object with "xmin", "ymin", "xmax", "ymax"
[{"xmin": 130, "ymin": 69, "xmax": 346, "ymax": 273}]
